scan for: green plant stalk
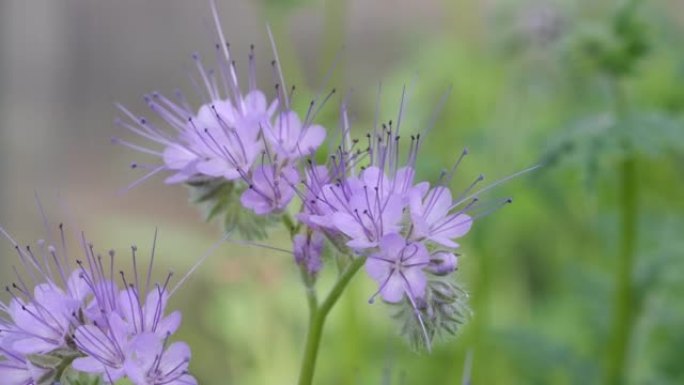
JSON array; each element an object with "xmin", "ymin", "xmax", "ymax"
[
  {"xmin": 297, "ymin": 256, "xmax": 367, "ymax": 385},
  {"xmin": 605, "ymin": 77, "xmax": 639, "ymax": 385},
  {"xmin": 606, "ymin": 156, "xmax": 638, "ymax": 385}
]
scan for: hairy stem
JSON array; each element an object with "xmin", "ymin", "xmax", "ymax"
[{"xmin": 297, "ymin": 256, "xmax": 366, "ymax": 385}]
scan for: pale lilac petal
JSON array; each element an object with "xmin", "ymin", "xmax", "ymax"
[
  {"xmin": 365, "ymin": 257, "xmax": 391, "ymax": 282},
  {"xmin": 401, "ymin": 268, "xmax": 428, "ymax": 300},
  {"xmin": 12, "ymin": 337, "xmax": 59, "ymax": 355},
  {"xmin": 424, "ymin": 187, "xmax": 452, "ymax": 225},
  {"xmin": 72, "ymin": 356, "xmax": 106, "ymax": 374},
  {"xmin": 379, "ymin": 194, "xmax": 404, "ymax": 234},
  {"xmin": 163, "ymin": 146, "xmax": 196, "ymax": 170},
  {"xmin": 379, "ymin": 234, "xmax": 407, "ymax": 258},
  {"xmin": 127, "ymin": 333, "xmax": 164, "ymax": 373},
  {"xmin": 74, "ymin": 325, "xmax": 109, "ymax": 358},
  {"xmin": 196, "ymin": 158, "xmax": 231, "ymax": 179},
  {"xmin": 165, "ymin": 171, "xmax": 194, "ymax": 184},
  {"xmin": 143, "ymin": 290, "xmax": 169, "ymax": 331},
  {"xmin": 427, "ymin": 236, "xmax": 459, "ymax": 248},
  {"xmin": 67, "ymin": 270, "xmax": 90, "ymax": 302},
  {"xmin": 242, "ymin": 90, "xmax": 267, "ymax": 114},
  {"xmin": 168, "ymin": 374, "xmax": 198, "ymax": 385},
  {"xmin": 297, "ymin": 125, "xmax": 326, "ymax": 155},
  {"xmin": 240, "ymin": 188, "xmax": 272, "ymax": 215},
  {"xmin": 123, "ymin": 359, "xmax": 149, "ymax": 385},
  {"xmin": 0, "ymin": 364, "xmax": 32, "ymax": 385},
  {"xmin": 435, "ymin": 213, "xmax": 473, "ymax": 239},
  {"xmin": 380, "ymin": 275, "xmax": 406, "ymax": 303},
  {"xmin": 331, "ymin": 213, "xmax": 364, "ymax": 238},
  {"xmin": 156, "ymin": 311, "xmax": 182, "ymax": 336},
  {"xmin": 158, "ymin": 342, "xmax": 191, "ymax": 375}
]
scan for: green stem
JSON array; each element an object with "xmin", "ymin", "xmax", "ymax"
[
  {"xmin": 605, "ymin": 78, "xmax": 639, "ymax": 385},
  {"xmin": 606, "ymin": 157, "xmax": 638, "ymax": 385},
  {"xmin": 297, "ymin": 257, "xmax": 366, "ymax": 385}
]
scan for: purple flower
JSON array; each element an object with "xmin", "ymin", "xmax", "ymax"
[
  {"xmin": 1, "ymin": 221, "xmax": 195, "ymax": 385},
  {"xmin": 116, "ymin": 2, "xmax": 326, "ymax": 199},
  {"xmin": 365, "ymin": 234, "xmax": 430, "ymax": 303},
  {"xmin": 410, "ymin": 186, "xmax": 473, "ymax": 247},
  {"xmin": 293, "ymin": 232, "xmax": 324, "ymax": 275},
  {"xmin": 125, "ymin": 333, "xmax": 196, "ymax": 385},
  {"xmin": 240, "ymin": 165, "xmax": 299, "ymax": 215}
]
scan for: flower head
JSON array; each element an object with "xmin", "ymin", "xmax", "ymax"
[
  {"xmin": 116, "ymin": 1, "xmax": 326, "ymax": 221},
  {"xmin": 0, "ymin": 221, "xmax": 196, "ymax": 385}
]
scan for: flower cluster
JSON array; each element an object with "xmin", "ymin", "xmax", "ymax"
[
  {"xmin": 117, "ymin": 0, "xmax": 505, "ymax": 350},
  {"xmin": 296, "ymin": 115, "xmax": 486, "ymax": 347},
  {"xmin": 0, "ymin": 226, "xmax": 195, "ymax": 385},
  {"xmin": 117, "ymin": 7, "xmax": 326, "ymax": 218}
]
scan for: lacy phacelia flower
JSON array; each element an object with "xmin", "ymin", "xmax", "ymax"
[
  {"xmin": 294, "ymin": 99, "xmax": 496, "ymax": 349},
  {"xmin": 0, "ymin": 224, "xmax": 196, "ymax": 385},
  {"xmin": 117, "ymin": 1, "xmax": 327, "ymax": 218}
]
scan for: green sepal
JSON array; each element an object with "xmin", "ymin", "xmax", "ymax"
[
  {"xmin": 60, "ymin": 367, "xmax": 104, "ymax": 385},
  {"xmin": 186, "ymin": 178, "xmax": 279, "ymax": 240}
]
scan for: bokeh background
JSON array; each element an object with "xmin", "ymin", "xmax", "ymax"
[{"xmin": 1, "ymin": 0, "xmax": 684, "ymax": 384}]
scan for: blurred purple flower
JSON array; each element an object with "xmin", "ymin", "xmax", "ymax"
[
  {"xmin": 0, "ymin": 222, "xmax": 195, "ymax": 385},
  {"xmin": 426, "ymin": 251, "xmax": 459, "ymax": 276},
  {"xmin": 293, "ymin": 232, "xmax": 324, "ymax": 275}
]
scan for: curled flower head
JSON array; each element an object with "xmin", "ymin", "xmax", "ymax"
[{"xmin": 290, "ymin": 87, "xmax": 525, "ymax": 350}]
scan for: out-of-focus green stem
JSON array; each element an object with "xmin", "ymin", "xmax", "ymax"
[
  {"xmin": 606, "ymin": 157, "xmax": 638, "ymax": 385},
  {"xmin": 297, "ymin": 256, "xmax": 366, "ymax": 385},
  {"xmin": 605, "ymin": 79, "xmax": 639, "ymax": 385}
]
